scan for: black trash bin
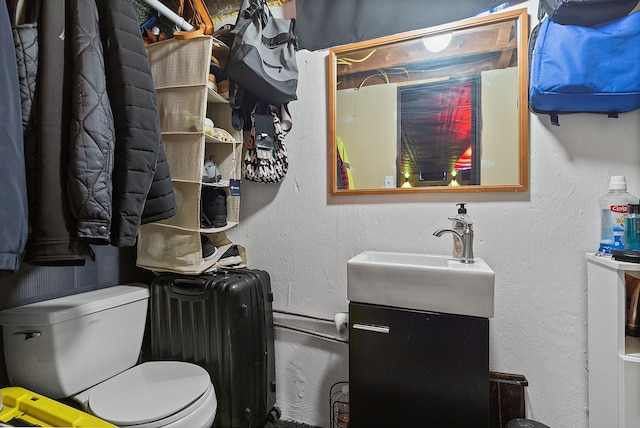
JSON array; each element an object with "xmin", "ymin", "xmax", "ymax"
[
  {"xmin": 505, "ymin": 418, "xmax": 551, "ymax": 428},
  {"xmin": 490, "ymin": 372, "xmax": 528, "ymax": 427},
  {"xmin": 489, "ymin": 372, "xmax": 551, "ymax": 428}
]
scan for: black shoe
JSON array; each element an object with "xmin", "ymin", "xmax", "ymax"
[
  {"xmin": 217, "ymin": 244, "xmax": 243, "ymax": 267},
  {"xmin": 201, "ymin": 235, "xmax": 218, "ymax": 261},
  {"xmin": 201, "ymin": 187, "xmax": 227, "ymax": 228}
]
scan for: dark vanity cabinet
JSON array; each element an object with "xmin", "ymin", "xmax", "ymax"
[{"xmin": 349, "ymin": 302, "xmax": 489, "ymax": 428}]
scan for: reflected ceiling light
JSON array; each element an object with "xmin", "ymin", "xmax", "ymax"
[
  {"xmin": 454, "ymin": 146, "xmax": 473, "ymax": 170},
  {"xmin": 423, "ymin": 32, "xmax": 453, "ymax": 53},
  {"xmin": 401, "ymin": 172, "xmax": 412, "ymax": 188}
]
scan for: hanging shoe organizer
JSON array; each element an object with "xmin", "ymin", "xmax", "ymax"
[{"xmin": 137, "ymin": 36, "xmax": 243, "ymax": 274}]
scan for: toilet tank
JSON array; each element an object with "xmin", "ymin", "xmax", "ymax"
[{"xmin": 0, "ymin": 284, "xmax": 149, "ymax": 399}]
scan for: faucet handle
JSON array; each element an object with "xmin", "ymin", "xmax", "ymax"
[{"xmin": 447, "ymin": 217, "xmax": 473, "ymax": 228}]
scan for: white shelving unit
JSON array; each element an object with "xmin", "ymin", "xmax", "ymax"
[
  {"xmin": 137, "ymin": 36, "xmax": 241, "ymax": 274},
  {"xmin": 586, "ymin": 253, "xmax": 640, "ymax": 428}
]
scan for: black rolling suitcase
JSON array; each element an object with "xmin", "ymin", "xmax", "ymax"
[{"xmin": 149, "ymin": 269, "xmax": 279, "ymax": 428}]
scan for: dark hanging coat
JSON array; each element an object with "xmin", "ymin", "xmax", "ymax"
[
  {"xmin": 67, "ymin": 0, "xmax": 116, "ymax": 244},
  {"xmin": 0, "ymin": 2, "xmax": 29, "ymax": 276},
  {"xmin": 25, "ymin": 0, "xmax": 175, "ymax": 265},
  {"xmin": 24, "ymin": 0, "xmax": 95, "ymax": 266},
  {"xmin": 97, "ymin": 0, "xmax": 176, "ymax": 247}
]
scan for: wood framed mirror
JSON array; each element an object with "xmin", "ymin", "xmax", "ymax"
[{"xmin": 328, "ymin": 8, "xmax": 529, "ymax": 195}]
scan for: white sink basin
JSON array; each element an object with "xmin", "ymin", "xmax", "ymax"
[{"xmin": 347, "ymin": 251, "xmax": 495, "ymax": 318}]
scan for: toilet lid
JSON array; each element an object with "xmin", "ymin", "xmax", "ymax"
[{"xmin": 88, "ymin": 361, "xmax": 211, "ymax": 426}]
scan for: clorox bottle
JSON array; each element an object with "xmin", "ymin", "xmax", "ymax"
[{"xmin": 598, "ymin": 176, "xmax": 637, "ymax": 254}]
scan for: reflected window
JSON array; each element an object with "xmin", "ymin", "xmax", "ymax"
[{"xmin": 398, "ymin": 77, "xmax": 481, "ymax": 187}]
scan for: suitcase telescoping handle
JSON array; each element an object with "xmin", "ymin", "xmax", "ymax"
[{"xmin": 167, "ymin": 277, "xmax": 213, "ymax": 301}]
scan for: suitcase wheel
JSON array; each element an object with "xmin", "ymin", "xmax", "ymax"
[{"xmin": 268, "ymin": 406, "xmax": 281, "ymax": 423}]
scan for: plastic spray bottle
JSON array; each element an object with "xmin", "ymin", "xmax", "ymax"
[
  {"xmin": 598, "ymin": 176, "xmax": 637, "ymax": 254},
  {"xmin": 452, "ymin": 203, "xmax": 471, "ymax": 259}
]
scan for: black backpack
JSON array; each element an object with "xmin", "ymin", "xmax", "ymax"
[
  {"xmin": 225, "ymin": 0, "xmax": 298, "ymax": 131},
  {"xmin": 538, "ymin": 0, "xmax": 639, "ymax": 26}
]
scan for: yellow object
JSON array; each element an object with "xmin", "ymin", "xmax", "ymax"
[
  {"xmin": 336, "ymin": 136, "xmax": 354, "ymax": 189},
  {"xmin": 0, "ymin": 387, "xmax": 116, "ymax": 427},
  {"xmin": 336, "ymin": 49, "xmax": 376, "ymax": 66}
]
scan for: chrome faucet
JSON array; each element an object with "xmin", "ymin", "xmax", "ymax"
[{"xmin": 433, "ymin": 217, "xmax": 475, "ymax": 263}]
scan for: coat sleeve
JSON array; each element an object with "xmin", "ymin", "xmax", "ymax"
[
  {"xmin": 67, "ymin": 0, "xmax": 115, "ymax": 244},
  {"xmin": 100, "ymin": 0, "xmax": 175, "ymax": 247},
  {"xmin": 0, "ymin": 3, "xmax": 28, "ymax": 275}
]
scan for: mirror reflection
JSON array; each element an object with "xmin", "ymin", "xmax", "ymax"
[{"xmin": 328, "ymin": 8, "xmax": 529, "ymax": 194}]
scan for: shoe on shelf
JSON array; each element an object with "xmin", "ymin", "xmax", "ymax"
[
  {"xmin": 207, "ymin": 74, "xmax": 217, "ymax": 93},
  {"xmin": 217, "ymin": 80, "xmax": 229, "ymax": 100},
  {"xmin": 203, "ymin": 157, "xmax": 221, "ymax": 183},
  {"xmin": 201, "ymin": 234, "xmax": 218, "ymax": 261},
  {"xmin": 201, "ymin": 187, "xmax": 227, "ymax": 228},
  {"xmin": 217, "ymin": 244, "xmax": 242, "ymax": 267},
  {"xmin": 210, "ymin": 57, "xmax": 227, "ymax": 83}
]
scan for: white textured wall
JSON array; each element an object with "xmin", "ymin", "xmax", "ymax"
[{"xmin": 229, "ymin": 3, "xmax": 640, "ymax": 426}]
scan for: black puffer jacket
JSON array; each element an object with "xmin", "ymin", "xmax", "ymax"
[
  {"xmin": 68, "ymin": 0, "xmax": 175, "ymax": 247},
  {"xmin": 97, "ymin": 0, "xmax": 176, "ymax": 247}
]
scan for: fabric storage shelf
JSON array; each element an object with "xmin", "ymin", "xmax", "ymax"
[
  {"xmin": 208, "ymin": 87, "xmax": 227, "ymax": 104},
  {"xmin": 162, "ymin": 133, "xmax": 206, "ymax": 182},
  {"xmin": 158, "ymin": 181, "xmax": 201, "ymax": 229},
  {"xmin": 206, "ymin": 134, "xmax": 235, "ymax": 144},
  {"xmin": 155, "ymin": 86, "xmax": 208, "ymax": 132},
  {"xmin": 137, "ymin": 36, "xmax": 242, "ymax": 274},
  {"xmin": 145, "ymin": 37, "xmax": 212, "ymax": 87},
  {"xmin": 137, "ymin": 223, "xmax": 233, "ymax": 274}
]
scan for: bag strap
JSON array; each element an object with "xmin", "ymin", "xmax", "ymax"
[
  {"xmin": 537, "ymin": 2, "xmax": 546, "ymax": 22},
  {"xmin": 243, "ymin": 0, "xmax": 268, "ymax": 25},
  {"xmin": 280, "ymin": 104, "xmax": 292, "ymax": 136},
  {"xmin": 229, "ymin": 81, "xmax": 245, "ymax": 130},
  {"xmin": 230, "ymin": 83, "xmax": 260, "ymax": 132},
  {"xmin": 254, "ymin": 101, "xmax": 275, "ymax": 150},
  {"xmin": 537, "ymin": 0, "xmax": 557, "ymax": 21},
  {"xmin": 262, "ymin": 20, "xmax": 298, "ymax": 48},
  {"xmin": 544, "ymin": 112, "xmax": 618, "ymax": 127}
]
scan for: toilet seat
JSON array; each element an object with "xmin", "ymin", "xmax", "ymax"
[{"xmin": 88, "ymin": 361, "xmax": 216, "ymax": 428}]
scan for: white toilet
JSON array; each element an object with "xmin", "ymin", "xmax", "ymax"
[{"xmin": 0, "ymin": 284, "xmax": 217, "ymax": 428}]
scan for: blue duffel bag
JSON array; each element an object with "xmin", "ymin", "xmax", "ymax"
[{"xmin": 529, "ymin": 11, "xmax": 640, "ymax": 125}]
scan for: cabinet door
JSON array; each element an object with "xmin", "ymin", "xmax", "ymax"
[{"xmin": 349, "ymin": 302, "xmax": 489, "ymax": 428}]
